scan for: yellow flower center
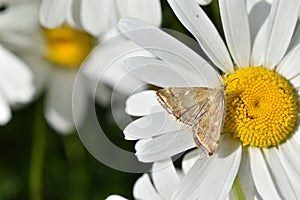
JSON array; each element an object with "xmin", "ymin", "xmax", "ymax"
[
  {"xmin": 43, "ymin": 26, "xmax": 94, "ymax": 69},
  {"xmin": 223, "ymin": 66, "xmax": 298, "ymax": 148}
]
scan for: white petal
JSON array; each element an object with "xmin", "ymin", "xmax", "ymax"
[
  {"xmin": 82, "ymin": 35, "xmax": 150, "ymax": 95},
  {"xmin": 276, "ymin": 43, "xmax": 300, "ymax": 80},
  {"xmin": 0, "ymin": 45, "xmax": 34, "ymax": 104},
  {"xmin": 21, "ymin": 54, "xmax": 52, "ymax": 96},
  {"xmin": 133, "ymin": 174, "xmax": 162, "ymax": 200},
  {"xmin": 263, "ymin": 148, "xmax": 299, "ymax": 199},
  {"xmin": 248, "ymin": 1, "xmax": 271, "ymax": 44},
  {"xmin": 39, "ymin": 0, "xmax": 71, "ymax": 28},
  {"xmin": 219, "ymin": 0, "xmax": 251, "ymax": 68},
  {"xmin": 116, "ymin": 0, "xmax": 162, "ymax": 27},
  {"xmin": 288, "ymin": 21, "xmax": 300, "ymax": 51},
  {"xmin": 246, "ymin": 0, "xmax": 262, "ymax": 13},
  {"xmin": 249, "ymin": 147, "xmax": 281, "ymax": 199},
  {"xmin": 80, "ymin": 0, "xmax": 113, "ymax": 35},
  {"xmin": 152, "ymin": 159, "xmax": 180, "ymax": 199},
  {"xmin": 278, "ymin": 136, "xmax": 300, "ymax": 192},
  {"xmin": 167, "ymin": 0, "xmax": 233, "ymax": 73},
  {"xmin": 251, "ymin": 18, "xmax": 268, "ymax": 66},
  {"xmin": 125, "ymin": 56, "xmax": 209, "ymax": 88},
  {"xmin": 237, "ymin": 148, "xmax": 256, "ymax": 200},
  {"xmin": 263, "ymin": 0, "xmax": 300, "ymax": 69},
  {"xmin": 135, "ymin": 129, "xmax": 196, "ymax": 162},
  {"xmin": 172, "ymin": 134, "xmax": 242, "ymax": 200},
  {"xmin": 124, "ymin": 112, "xmax": 180, "ymax": 140},
  {"xmin": 182, "ymin": 149, "xmax": 205, "ymax": 174},
  {"xmin": 195, "ymin": 0, "xmax": 212, "ymax": 6},
  {"xmin": 0, "ymin": 91, "xmax": 11, "ymax": 125},
  {"xmin": 45, "ymin": 69, "xmax": 87, "ymax": 134},
  {"xmin": 105, "ymin": 195, "xmax": 128, "ymax": 200},
  {"xmin": 0, "ymin": 3, "xmax": 39, "ymax": 32},
  {"xmin": 125, "ymin": 90, "xmax": 163, "ymax": 117},
  {"xmin": 118, "ymin": 18, "xmax": 222, "ymax": 88},
  {"xmin": 290, "ymin": 75, "xmax": 300, "ymax": 88}
]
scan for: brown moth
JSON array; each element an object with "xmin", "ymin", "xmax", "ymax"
[{"xmin": 156, "ymin": 87, "xmax": 225, "ymax": 156}]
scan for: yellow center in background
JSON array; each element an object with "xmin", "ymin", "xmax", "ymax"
[{"xmin": 43, "ymin": 26, "xmax": 94, "ymax": 68}]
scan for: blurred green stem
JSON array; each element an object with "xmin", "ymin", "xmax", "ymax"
[
  {"xmin": 63, "ymin": 135, "xmax": 88, "ymax": 200},
  {"xmin": 29, "ymin": 101, "xmax": 46, "ymax": 200},
  {"xmin": 232, "ymin": 176, "xmax": 246, "ymax": 200}
]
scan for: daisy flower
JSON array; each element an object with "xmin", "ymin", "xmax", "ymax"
[
  {"xmin": 39, "ymin": 0, "xmax": 162, "ymax": 36},
  {"xmin": 14, "ymin": 0, "xmax": 162, "ymax": 134},
  {"xmin": 0, "ymin": 0, "xmax": 35, "ymax": 124},
  {"xmin": 106, "ymin": 159, "xmax": 181, "ymax": 200},
  {"xmin": 119, "ymin": 0, "xmax": 300, "ymax": 198}
]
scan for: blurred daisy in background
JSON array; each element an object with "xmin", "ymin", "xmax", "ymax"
[
  {"xmin": 119, "ymin": 0, "xmax": 300, "ymax": 199},
  {"xmin": 15, "ymin": 0, "xmax": 162, "ymax": 134},
  {"xmin": 39, "ymin": 0, "xmax": 162, "ymax": 36},
  {"xmin": 0, "ymin": 0, "xmax": 36, "ymax": 125}
]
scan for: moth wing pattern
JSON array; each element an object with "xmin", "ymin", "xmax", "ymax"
[
  {"xmin": 156, "ymin": 87, "xmax": 225, "ymax": 156},
  {"xmin": 156, "ymin": 87, "xmax": 211, "ymax": 125},
  {"xmin": 192, "ymin": 88, "xmax": 225, "ymax": 155}
]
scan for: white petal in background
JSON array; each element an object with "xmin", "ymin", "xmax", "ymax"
[
  {"xmin": 263, "ymin": 0, "xmax": 299, "ymax": 69},
  {"xmin": 0, "ymin": 45, "xmax": 34, "ymax": 104},
  {"xmin": 116, "ymin": 0, "xmax": 162, "ymax": 27},
  {"xmin": 0, "ymin": 90, "xmax": 11, "ymax": 125},
  {"xmin": 20, "ymin": 54, "xmax": 52, "ymax": 97},
  {"xmin": 172, "ymin": 134, "xmax": 241, "ymax": 200},
  {"xmin": 219, "ymin": 0, "xmax": 251, "ymax": 68},
  {"xmin": 167, "ymin": 0, "xmax": 233, "ymax": 73},
  {"xmin": 39, "ymin": 0, "xmax": 72, "ymax": 28},
  {"xmin": 118, "ymin": 18, "xmax": 222, "ymax": 88},
  {"xmin": 79, "ymin": 0, "xmax": 113, "ymax": 36},
  {"xmin": 0, "ymin": 3, "xmax": 39, "ymax": 33},
  {"xmin": 45, "ymin": 68, "xmax": 88, "ymax": 134},
  {"xmin": 82, "ymin": 35, "xmax": 150, "ymax": 96}
]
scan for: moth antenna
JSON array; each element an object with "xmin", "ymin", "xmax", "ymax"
[
  {"xmin": 224, "ymin": 78, "xmax": 240, "ymax": 97},
  {"xmin": 224, "ymin": 77, "xmax": 239, "ymax": 89}
]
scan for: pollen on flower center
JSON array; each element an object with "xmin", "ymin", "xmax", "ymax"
[
  {"xmin": 43, "ymin": 26, "xmax": 94, "ymax": 68},
  {"xmin": 223, "ymin": 66, "xmax": 298, "ymax": 148}
]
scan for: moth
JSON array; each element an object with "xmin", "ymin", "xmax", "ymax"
[{"xmin": 156, "ymin": 87, "xmax": 225, "ymax": 156}]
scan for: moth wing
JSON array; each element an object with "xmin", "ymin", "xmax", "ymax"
[
  {"xmin": 156, "ymin": 87, "xmax": 212, "ymax": 126},
  {"xmin": 157, "ymin": 87, "xmax": 225, "ymax": 156},
  {"xmin": 193, "ymin": 89, "xmax": 225, "ymax": 155}
]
